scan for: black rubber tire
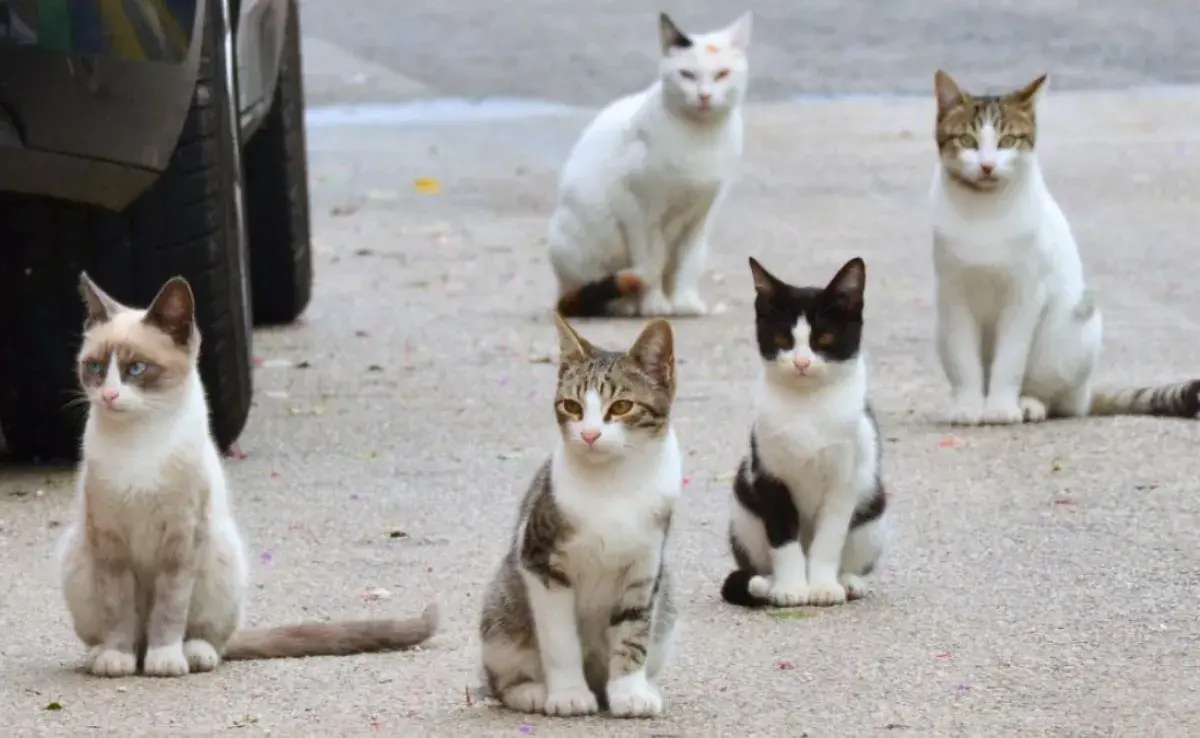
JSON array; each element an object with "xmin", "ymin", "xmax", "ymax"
[
  {"xmin": 244, "ymin": 0, "xmax": 313, "ymax": 326},
  {"xmin": 0, "ymin": 0, "xmax": 252, "ymax": 461}
]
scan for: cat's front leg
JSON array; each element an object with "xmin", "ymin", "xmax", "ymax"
[
  {"xmin": 606, "ymin": 561, "xmax": 666, "ymax": 718},
  {"xmin": 143, "ymin": 531, "xmax": 200, "ymax": 677},
  {"xmin": 981, "ymin": 293, "xmax": 1043, "ymax": 425},
  {"xmin": 88, "ymin": 557, "xmax": 140, "ymax": 678},
  {"xmin": 935, "ymin": 283, "xmax": 986, "ymax": 425},
  {"xmin": 666, "ymin": 204, "xmax": 718, "ymax": 317},
  {"xmin": 519, "ymin": 569, "xmax": 597, "ymax": 717},
  {"xmin": 618, "ymin": 205, "xmax": 672, "ymax": 316},
  {"xmin": 805, "ymin": 489, "xmax": 860, "ymax": 607},
  {"xmin": 744, "ymin": 487, "xmax": 809, "ymax": 607}
]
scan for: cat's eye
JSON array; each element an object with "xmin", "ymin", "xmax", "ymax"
[
  {"xmin": 559, "ymin": 399, "xmax": 583, "ymax": 416},
  {"xmin": 83, "ymin": 359, "xmax": 104, "ymax": 374},
  {"xmin": 998, "ymin": 134, "xmax": 1019, "ymax": 148},
  {"xmin": 957, "ymin": 134, "xmax": 978, "ymax": 148},
  {"xmin": 127, "ymin": 361, "xmax": 148, "ymax": 377},
  {"xmin": 714, "ymin": 69, "xmax": 731, "ymax": 81},
  {"xmin": 607, "ymin": 400, "xmax": 634, "ymax": 417},
  {"xmin": 815, "ymin": 333, "xmax": 836, "ymax": 348},
  {"xmin": 679, "ymin": 70, "xmax": 697, "ymax": 81}
]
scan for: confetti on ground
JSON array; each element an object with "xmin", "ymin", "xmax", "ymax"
[
  {"xmin": 497, "ymin": 451, "xmax": 524, "ymax": 461},
  {"xmin": 776, "ymin": 659, "xmax": 796, "ymax": 670},
  {"xmin": 251, "ymin": 357, "xmax": 263, "ymax": 368},
  {"xmin": 517, "ymin": 725, "xmax": 534, "ymax": 735},
  {"xmin": 265, "ymin": 390, "xmax": 288, "ymax": 399},
  {"xmin": 224, "ymin": 444, "xmax": 248, "ymax": 460},
  {"xmin": 1054, "ymin": 498, "xmax": 1076, "ymax": 507},
  {"xmin": 353, "ymin": 451, "xmax": 379, "ymax": 460},
  {"xmin": 682, "ymin": 476, "xmax": 692, "ymax": 488},
  {"xmin": 269, "ymin": 470, "xmax": 282, "ymax": 479},
  {"xmin": 527, "ymin": 353, "xmax": 553, "ymax": 364},
  {"xmin": 232, "ymin": 714, "xmax": 259, "ymax": 728},
  {"xmin": 412, "ymin": 178, "xmax": 442, "ymax": 195},
  {"xmin": 937, "ymin": 436, "xmax": 961, "ymax": 449},
  {"xmin": 769, "ymin": 610, "xmax": 814, "ymax": 621},
  {"xmin": 1051, "ymin": 459, "xmax": 1064, "ymax": 472},
  {"xmin": 951, "ymin": 684, "xmax": 971, "ymax": 694},
  {"xmin": 933, "ymin": 651, "xmax": 953, "ymax": 660},
  {"xmin": 259, "ymin": 551, "xmax": 275, "ymax": 565},
  {"xmin": 361, "ymin": 587, "xmax": 392, "ymax": 601},
  {"xmin": 44, "ymin": 701, "xmax": 63, "ymax": 711}
]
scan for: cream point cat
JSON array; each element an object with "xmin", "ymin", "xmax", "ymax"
[
  {"xmin": 59, "ymin": 273, "xmax": 438, "ymax": 678},
  {"xmin": 549, "ymin": 11, "xmax": 752, "ymax": 318}
]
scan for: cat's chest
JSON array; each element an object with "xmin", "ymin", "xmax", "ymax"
[{"xmin": 755, "ymin": 416, "xmax": 860, "ymax": 502}]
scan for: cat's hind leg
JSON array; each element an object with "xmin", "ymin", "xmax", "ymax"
[
  {"xmin": 185, "ymin": 517, "xmax": 247, "ymax": 672},
  {"xmin": 1025, "ymin": 293, "xmax": 1102, "ymax": 419},
  {"xmin": 839, "ymin": 515, "xmax": 890, "ymax": 601},
  {"xmin": 482, "ymin": 640, "xmax": 547, "ymax": 714}
]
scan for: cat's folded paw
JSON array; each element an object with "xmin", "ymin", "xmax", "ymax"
[
  {"xmin": 143, "ymin": 643, "xmax": 190, "ymax": 677},
  {"xmin": 501, "ymin": 682, "xmax": 547, "ymax": 714},
  {"xmin": 88, "ymin": 647, "xmax": 138, "ymax": 678},
  {"xmin": 807, "ymin": 580, "xmax": 848, "ymax": 606},
  {"xmin": 838, "ymin": 573, "xmax": 869, "ymax": 600},
  {"xmin": 183, "ymin": 639, "xmax": 221, "ymax": 673},
  {"xmin": 981, "ymin": 398, "xmax": 1023, "ymax": 425},
  {"xmin": 947, "ymin": 395, "xmax": 984, "ymax": 425},
  {"xmin": 607, "ymin": 673, "xmax": 663, "ymax": 718},
  {"xmin": 1019, "ymin": 396, "xmax": 1048, "ymax": 422},
  {"xmin": 670, "ymin": 290, "xmax": 708, "ymax": 317},
  {"xmin": 749, "ymin": 575, "xmax": 809, "ymax": 607},
  {"xmin": 638, "ymin": 290, "xmax": 673, "ymax": 317},
  {"xmin": 544, "ymin": 685, "xmax": 599, "ymax": 717}
]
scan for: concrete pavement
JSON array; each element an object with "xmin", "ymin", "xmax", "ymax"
[{"xmin": 4, "ymin": 71, "xmax": 1200, "ymax": 738}]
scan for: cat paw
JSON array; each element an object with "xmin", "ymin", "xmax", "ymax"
[
  {"xmin": 500, "ymin": 682, "xmax": 547, "ymax": 714},
  {"xmin": 947, "ymin": 395, "xmax": 984, "ymax": 425},
  {"xmin": 1019, "ymin": 396, "xmax": 1048, "ymax": 422},
  {"xmin": 183, "ymin": 639, "xmax": 221, "ymax": 673},
  {"xmin": 610, "ymin": 296, "xmax": 640, "ymax": 317},
  {"xmin": 638, "ymin": 289, "xmax": 673, "ymax": 317},
  {"xmin": 807, "ymin": 580, "xmax": 848, "ymax": 606},
  {"xmin": 88, "ymin": 647, "xmax": 138, "ymax": 678},
  {"xmin": 838, "ymin": 573, "xmax": 869, "ymax": 600},
  {"xmin": 670, "ymin": 290, "xmax": 708, "ymax": 317},
  {"xmin": 981, "ymin": 398, "xmax": 1024, "ymax": 425},
  {"xmin": 143, "ymin": 643, "xmax": 190, "ymax": 677},
  {"xmin": 544, "ymin": 685, "xmax": 599, "ymax": 717},
  {"xmin": 748, "ymin": 575, "xmax": 808, "ymax": 607},
  {"xmin": 607, "ymin": 673, "xmax": 663, "ymax": 718}
]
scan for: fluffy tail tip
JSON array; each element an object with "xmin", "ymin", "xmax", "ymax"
[{"xmin": 721, "ymin": 570, "xmax": 770, "ymax": 608}]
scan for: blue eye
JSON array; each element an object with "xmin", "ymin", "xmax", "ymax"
[
  {"xmin": 84, "ymin": 360, "xmax": 104, "ymax": 373},
  {"xmin": 127, "ymin": 362, "xmax": 147, "ymax": 376}
]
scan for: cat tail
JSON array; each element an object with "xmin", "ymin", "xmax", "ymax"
[
  {"xmin": 223, "ymin": 603, "xmax": 438, "ymax": 660},
  {"xmin": 1089, "ymin": 380, "xmax": 1200, "ymax": 418},
  {"xmin": 555, "ymin": 270, "xmax": 644, "ymax": 317},
  {"xmin": 720, "ymin": 570, "xmax": 771, "ymax": 608}
]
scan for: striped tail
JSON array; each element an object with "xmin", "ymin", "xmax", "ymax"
[
  {"xmin": 1090, "ymin": 380, "xmax": 1200, "ymax": 418},
  {"xmin": 555, "ymin": 270, "xmax": 644, "ymax": 317}
]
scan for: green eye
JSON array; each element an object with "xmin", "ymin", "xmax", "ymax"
[
  {"xmin": 957, "ymin": 134, "xmax": 978, "ymax": 148},
  {"xmin": 127, "ymin": 361, "xmax": 148, "ymax": 377},
  {"xmin": 998, "ymin": 134, "xmax": 1019, "ymax": 148},
  {"xmin": 84, "ymin": 359, "xmax": 104, "ymax": 373}
]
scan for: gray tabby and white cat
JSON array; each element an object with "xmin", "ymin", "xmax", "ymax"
[
  {"xmin": 549, "ymin": 11, "xmax": 752, "ymax": 318},
  {"xmin": 480, "ymin": 315, "xmax": 680, "ymax": 718},
  {"xmin": 59, "ymin": 274, "xmax": 438, "ymax": 678},
  {"xmin": 930, "ymin": 70, "xmax": 1200, "ymax": 424}
]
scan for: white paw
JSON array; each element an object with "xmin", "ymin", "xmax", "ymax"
[
  {"xmin": 501, "ymin": 682, "xmax": 547, "ymax": 714},
  {"xmin": 544, "ymin": 685, "xmax": 598, "ymax": 717},
  {"xmin": 88, "ymin": 648, "xmax": 137, "ymax": 678},
  {"xmin": 748, "ymin": 575, "xmax": 808, "ymax": 607},
  {"xmin": 947, "ymin": 394, "xmax": 984, "ymax": 425},
  {"xmin": 183, "ymin": 639, "xmax": 221, "ymax": 673},
  {"xmin": 638, "ymin": 289, "xmax": 673, "ymax": 317},
  {"xmin": 981, "ymin": 398, "xmax": 1023, "ymax": 425},
  {"xmin": 807, "ymin": 580, "xmax": 848, "ymax": 607},
  {"xmin": 607, "ymin": 673, "xmax": 663, "ymax": 718},
  {"xmin": 610, "ymin": 296, "xmax": 640, "ymax": 317},
  {"xmin": 670, "ymin": 290, "xmax": 708, "ymax": 317},
  {"xmin": 838, "ymin": 573, "xmax": 869, "ymax": 600},
  {"xmin": 1019, "ymin": 396, "xmax": 1047, "ymax": 422},
  {"xmin": 143, "ymin": 643, "xmax": 190, "ymax": 677}
]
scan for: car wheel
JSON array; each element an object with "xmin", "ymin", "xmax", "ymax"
[
  {"xmin": 0, "ymin": 0, "xmax": 252, "ymax": 461},
  {"xmin": 244, "ymin": 0, "xmax": 313, "ymax": 326}
]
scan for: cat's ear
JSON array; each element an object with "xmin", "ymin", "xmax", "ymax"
[
  {"xmin": 627, "ymin": 318, "xmax": 674, "ymax": 388},
  {"xmin": 1005, "ymin": 73, "xmax": 1048, "ymax": 107},
  {"xmin": 725, "ymin": 11, "xmax": 753, "ymax": 51},
  {"xmin": 748, "ymin": 257, "xmax": 782, "ymax": 299},
  {"xmin": 78, "ymin": 272, "xmax": 125, "ymax": 327},
  {"xmin": 934, "ymin": 70, "xmax": 966, "ymax": 117},
  {"xmin": 659, "ymin": 12, "xmax": 693, "ymax": 54},
  {"xmin": 824, "ymin": 257, "xmax": 866, "ymax": 313},
  {"xmin": 143, "ymin": 276, "xmax": 196, "ymax": 347},
  {"xmin": 554, "ymin": 312, "xmax": 593, "ymax": 364}
]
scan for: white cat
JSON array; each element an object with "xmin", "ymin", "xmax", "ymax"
[
  {"xmin": 59, "ymin": 274, "xmax": 437, "ymax": 678},
  {"xmin": 549, "ymin": 11, "xmax": 752, "ymax": 318},
  {"xmin": 929, "ymin": 70, "xmax": 1200, "ymax": 424}
]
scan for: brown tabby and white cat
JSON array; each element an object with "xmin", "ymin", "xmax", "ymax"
[
  {"xmin": 58, "ymin": 273, "xmax": 438, "ymax": 678},
  {"xmin": 480, "ymin": 315, "xmax": 680, "ymax": 718}
]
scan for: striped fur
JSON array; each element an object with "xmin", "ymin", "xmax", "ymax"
[{"xmin": 1091, "ymin": 380, "xmax": 1200, "ymax": 418}]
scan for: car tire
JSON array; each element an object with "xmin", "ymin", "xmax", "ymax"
[
  {"xmin": 244, "ymin": 0, "xmax": 313, "ymax": 326},
  {"xmin": 0, "ymin": 0, "xmax": 252, "ymax": 461}
]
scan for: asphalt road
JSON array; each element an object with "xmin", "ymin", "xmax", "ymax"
[{"xmin": 298, "ymin": 0, "xmax": 1200, "ymax": 105}]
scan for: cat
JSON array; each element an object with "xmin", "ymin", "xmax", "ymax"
[
  {"xmin": 479, "ymin": 315, "xmax": 681, "ymax": 718},
  {"xmin": 930, "ymin": 70, "xmax": 1200, "ymax": 424},
  {"xmin": 58, "ymin": 273, "xmax": 438, "ymax": 678},
  {"xmin": 549, "ymin": 11, "xmax": 752, "ymax": 318},
  {"xmin": 721, "ymin": 257, "xmax": 890, "ymax": 609}
]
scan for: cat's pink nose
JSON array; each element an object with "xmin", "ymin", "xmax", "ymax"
[
  {"xmin": 793, "ymin": 356, "xmax": 812, "ymax": 373},
  {"xmin": 580, "ymin": 430, "xmax": 602, "ymax": 447},
  {"xmin": 980, "ymin": 162, "xmax": 995, "ymax": 175},
  {"xmin": 100, "ymin": 388, "xmax": 119, "ymax": 403}
]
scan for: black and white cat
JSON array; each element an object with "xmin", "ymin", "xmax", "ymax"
[{"xmin": 721, "ymin": 257, "xmax": 891, "ymax": 608}]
